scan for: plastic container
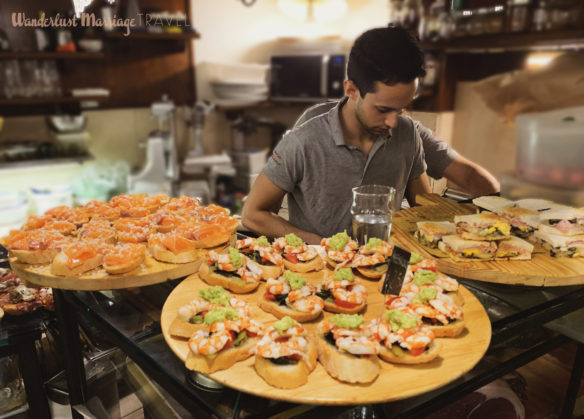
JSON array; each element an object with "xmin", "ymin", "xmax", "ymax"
[
  {"xmin": 515, "ymin": 107, "xmax": 584, "ymax": 190},
  {"xmin": 0, "ymin": 191, "xmax": 28, "ymax": 225},
  {"xmin": 29, "ymin": 185, "xmax": 73, "ymax": 215},
  {"xmin": 205, "ymin": 62, "xmax": 269, "ymax": 85}
]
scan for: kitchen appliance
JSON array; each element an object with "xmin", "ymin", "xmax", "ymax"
[
  {"xmin": 128, "ymin": 96, "xmax": 179, "ymax": 195},
  {"xmin": 270, "ymin": 54, "xmax": 346, "ymax": 102}
]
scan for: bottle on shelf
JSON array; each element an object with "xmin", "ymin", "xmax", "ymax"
[
  {"xmin": 506, "ymin": 0, "xmax": 532, "ymax": 32},
  {"xmin": 34, "ymin": 11, "xmax": 54, "ymax": 52}
]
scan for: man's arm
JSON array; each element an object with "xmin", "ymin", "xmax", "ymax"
[
  {"xmin": 241, "ymin": 173, "xmax": 322, "ymax": 245},
  {"xmin": 443, "ymin": 155, "xmax": 500, "ymax": 197},
  {"xmin": 405, "ymin": 173, "xmax": 432, "ymax": 207}
]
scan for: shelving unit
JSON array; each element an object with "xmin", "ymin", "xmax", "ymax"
[
  {"xmin": 0, "ymin": 51, "xmax": 104, "ymax": 60},
  {"xmin": 0, "ymin": 96, "xmax": 108, "ymax": 106}
]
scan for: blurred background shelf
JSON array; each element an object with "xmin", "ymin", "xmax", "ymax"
[
  {"xmin": 0, "ymin": 96, "xmax": 108, "ymax": 106},
  {"xmin": 0, "ymin": 51, "xmax": 104, "ymax": 60}
]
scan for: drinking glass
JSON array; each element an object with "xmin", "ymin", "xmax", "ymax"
[{"xmin": 351, "ymin": 184, "xmax": 395, "ymax": 245}]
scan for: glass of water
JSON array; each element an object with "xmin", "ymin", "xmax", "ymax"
[{"xmin": 351, "ymin": 184, "xmax": 396, "ymax": 246}]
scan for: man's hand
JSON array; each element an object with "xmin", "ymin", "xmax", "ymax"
[
  {"xmin": 241, "ymin": 173, "xmax": 322, "ymax": 245},
  {"xmin": 443, "ymin": 156, "xmax": 500, "ymax": 197},
  {"xmin": 405, "ymin": 172, "xmax": 432, "ymax": 207}
]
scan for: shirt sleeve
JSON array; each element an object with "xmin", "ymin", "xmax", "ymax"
[
  {"xmin": 262, "ymin": 131, "xmax": 304, "ymax": 192},
  {"xmin": 409, "ymin": 120, "xmax": 428, "ymax": 181},
  {"xmin": 414, "ymin": 120, "xmax": 459, "ymax": 180}
]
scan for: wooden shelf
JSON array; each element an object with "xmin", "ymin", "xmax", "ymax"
[
  {"xmin": 86, "ymin": 31, "xmax": 200, "ymax": 40},
  {"xmin": 421, "ymin": 29, "xmax": 584, "ymax": 52},
  {"xmin": 0, "ymin": 96, "xmax": 108, "ymax": 106},
  {"xmin": 0, "ymin": 51, "xmax": 104, "ymax": 60}
]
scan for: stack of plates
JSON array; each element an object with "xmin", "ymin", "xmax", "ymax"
[{"xmin": 211, "ymin": 82, "xmax": 269, "ymax": 107}]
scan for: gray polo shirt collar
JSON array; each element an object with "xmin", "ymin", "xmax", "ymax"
[{"xmin": 327, "ymin": 97, "xmax": 392, "ymax": 149}]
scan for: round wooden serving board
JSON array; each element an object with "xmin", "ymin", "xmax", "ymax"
[{"xmin": 161, "ymin": 270, "xmax": 491, "ymax": 405}]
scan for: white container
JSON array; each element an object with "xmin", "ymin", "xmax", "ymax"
[
  {"xmin": 206, "ymin": 62, "xmax": 269, "ymax": 85},
  {"xmin": 516, "ymin": 107, "xmax": 584, "ymax": 189},
  {"xmin": 0, "ymin": 191, "xmax": 28, "ymax": 225},
  {"xmin": 29, "ymin": 185, "xmax": 73, "ymax": 215}
]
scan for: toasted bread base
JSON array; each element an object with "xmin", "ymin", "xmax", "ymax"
[
  {"xmin": 323, "ymin": 299, "xmax": 365, "ymax": 314},
  {"xmin": 378, "ymin": 340, "xmax": 441, "ymax": 364},
  {"xmin": 356, "ymin": 266, "xmax": 386, "ymax": 279},
  {"xmin": 283, "ymin": 256, "xmax": 323, "ymax": 273},
  {"xmin": 254, "ymin": 340, "xmax": 318, "ymax": 389},
  {"xmin": 51, "ymin": 252, "xmax": 103, "ymax": 276},
  {"xmin": 199, "ymin": 263, "xmax": 259, "ymax": 294},
  {"xmin": 10, "ymin": 248, "xmax": 59, "ymax": 264},
  {"xmin": 148, "ymin": 242, "xmax": 198, "ymax": 264},
  {"xmin": 257, "ymin": 295, "xmax": 322, "ymax": 322},
  {"xmin": 438, "ymin": 242, "xmax": 494, "ymax": 262},
  {"xmin": 315, "ymin": 334, "xmax": 380, "ymax": 384},
  {"xmin": 185, "ymin": 335, "xmax": 257, "ymax": 374},
  {"xmin": 259, "ymin": 264, "xmax": 283, "ymax": 281},
  {"xmin": 427, "ymin": 318, "xmax": 465, "ymax": 338},
  {"xmin": 168, "ymin": 317, "xmax": 205, "ymax": 339},
  {"xmin": 103, "ymin": 253, "xmax": 145, "ymax": 275}
]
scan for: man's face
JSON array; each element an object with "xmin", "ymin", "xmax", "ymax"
[{"xmin": 354, "ymin": 80, "xmax": 418, "ymax": 136}]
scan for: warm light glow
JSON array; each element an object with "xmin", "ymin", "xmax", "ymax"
[
  {"xmin": 525, "ymin": 52, "xmax": 562, "ymax": 69},
  {"xmin": 277, "ymin": 0, "xmax": 348, "ymax": 23}
]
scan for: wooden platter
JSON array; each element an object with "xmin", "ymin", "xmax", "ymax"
[
  {"xmin": 392, "ymin": 195, "xmax": 584, "ymax": 287},
  {"xmin": 161, "ymin": 271, "xmax": 491, "ymax": 405},
  {"xmin": 10, "ymin": 236, "xmax": 235, "ymax": 291}
]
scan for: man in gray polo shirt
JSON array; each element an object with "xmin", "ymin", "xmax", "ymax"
[{"xmin": 242, "ymin": 26, "xmax": 431, "ymax": 244}]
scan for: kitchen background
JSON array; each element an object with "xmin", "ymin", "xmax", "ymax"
[{"xmin": 0, "ymin": 0, "xmax": 583, "ymax": 235}]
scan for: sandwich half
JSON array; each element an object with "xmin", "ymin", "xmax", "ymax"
[
  {"xmin": 497, "ymin": 206, "xmax": 540, "ymax": 238},
  {"xmin": 454, "ymin": 213, "xmax": 511, "ymax": 241},
  {"xmin": 534, "ymin": 230, "xmax": 584, "ymax": 258},
  {"xmin": 538, "ymin": 207, "xmax": 584, "ymax": 236},
  {"xmin": 414, "ymin": 221, "xmax": 457, "ymax": 248},
  {"xmin": 472, "ymin": 196, "xmax": 515, "ymax": 213},
  {"xmin": 495, "ymin": 236, "xmax": 534, "ymax": 260},
  {"xmin": 438, "ymin": 235, "xmax": 497, "ymax": 262}
]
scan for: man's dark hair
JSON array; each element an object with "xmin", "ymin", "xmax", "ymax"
[{"xmin": 347, "ymin": 26, "xmax": 426, "ymax": 97}]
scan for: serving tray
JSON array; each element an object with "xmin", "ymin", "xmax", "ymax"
[
  {"xmin": 392, "ymin": 194, "xmax": 584, "ymax": 287},
  {"xmin": 161, "ymin": 270, "xmax": 491, "ymax": 405}
]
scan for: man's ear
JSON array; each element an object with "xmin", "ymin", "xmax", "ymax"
[{"xmin": 344, "ymin": 80, "xmax": 360, "ymax": 100}]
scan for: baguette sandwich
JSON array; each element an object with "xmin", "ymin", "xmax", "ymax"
[
  {"xmin": 533, "ymin": 229, "xmax": 584, "ymax": 258},
  {"xmin": 199, "ymin": 247, "xmax": 262, "ymax": 293},
  {"xmin": 235, "ymin": 236, "xmax": 283, "ymax": 280},
  {"xmin": 185, "ymin": 307, "xmax": 264, "ymax": 373},
  {"xmin": 315, "ymin": 314, "xmax": 380, "ymax": 384},
  {"xmin": 495, "ymin": 236, "xmax": 534, "ymax": 260},
  {"xmin": 375, "ymin": 307, "xmax": 440, "ymax": 364},
  {"xmin": 454, "ymin": 213, "xmax": 511, "ymax": 241},
  {"xmin": 496, "ymin": 206, "xmax": 540, "ymax": 238},
  {"xmin": 472, "ymin": 196, "xmax": 515, "ymax": 213},
  {"xmin": 170, "ymin": 286, "xmax": 250, "ymax": 339},
  {"xmin": 254, "ymin": 317, "xmax": 317, "ymax": 389},
  {"xmin": 414, "ymin": 221, "xmax": 457, "ymax": 248},
  {"xmin": 350, "ymin": 238, "xmax": 393, "ymax": 278},
  {"xmin": 438, "ymin": 235, "xmax": 497, "ymax": 262},
  {"xmin": 273, "ymin": 234, "xmax": 323, "ymax": 273},
  {"xmin": 258, "ymin": 271, "xmax": 324, "ymax": 321},
  {"xmin": 317, "ymin": 268, "xmax": 367, "ymax": 314},
  {"xmin": 321, "ymin": 230, "xmax": 358, "ymax": 268},
  {"xmin": 514, "ymin": 198, "xmax": 560, "ymax": 212},
  {"xmin": 538, "ymin": 207, "xmax": 584, "ymax": 236}
]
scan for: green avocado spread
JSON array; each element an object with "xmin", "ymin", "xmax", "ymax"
[
  {"xmin": 203, "ymin": 307, "xmax": 239, "ymax": 325},
  {"xmin": 329, "ymin": 230, "xmax": 349, "ymax": 251},
  {"xmin": 385, "ymin": 309, "xmax": 417, "ymax": 331},
  {"xmin": 330, "ymin": 314, "xmax": 364, "ymax": 329},
  {"xmin": 228, "ymin": 247, "xmax": 243, "ymax": 269},
  {"xmin": 413, "ymin": 270, "xmax": 438, "ymax": 286},
  {"xmin": 284, "ymin": 271, "xmax": 306, "ymax": 290},
  {"xmin": 285, "ymin": 233, "xmax": 303, "ymax": 246},
  {"xmin": 365, "ymin": 237, "xmax": 383, "ymax": 249},
  {"xmin": 256, "ymin": 236, "xmax": 271, "ymax": 247},
  {"xmin": 412, "ymin": 287, "xmax": 437, "ymax": 304},
  {"xmin": 332, "ymin": 268, "xmax": 354, "ymax": 281},
  {"xmin": 198, "ymin": 286, "xmax": 230, "ymax": 306},
  {"xmin": 409, "ymin": 252, "xmax": 424, "ymax": 264},
  {"xmin": 273, "ymin": 316, "xmax": 298, "ymax": 334}
]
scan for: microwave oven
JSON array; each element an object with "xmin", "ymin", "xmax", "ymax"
[{"xmin": 270, "ymin": 54, "xmax": 346, "ymax": 102}]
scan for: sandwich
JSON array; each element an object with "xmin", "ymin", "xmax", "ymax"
[
  {"xmin": 258, "ymin": 271, "xmax": 324, "ymax": 322},
  {"xmin": 235, "ymin": 236, "xmax": 283, "ymax": 280},
  {"xmin": 438, "ymin": 235, "xmax": 497, "ymax": 262},
  {"xmin": 514, "ymin": 198, "xmax": 561, "ymax": 212},
  {"xmin": 350, "ymin": 238, "xmax": 393, "ymax": 278},
  {"xmin": 317, "ymin": 268, "xmax": 367, "ymax": 314},
  {"xmin": 375, "ymin": 307, "xmax": 440, "ymax": 364},
  {"xmin": 538, "ymin": 207, "xmax": 584, "ymax": 236},
  {"xmin": 102, "ymin": 243, "xmax": 146, "ymax": 274},
  {"xmin": 533, "ymin": 230, "xmax": 584, "ymax": 258},
  {"xmin": 199, "ymin": 247, "xmax": 262, "ymax": 293},
  {"xmin": 273, "ymin": 233, "xmax": 323, "ymax": 273},
  {"xmin": 414, "ymin": 221, "xmax": 457, "ymax": 248},
  {"xmin": 185, "ymin": 307, "xmax": 264, "ymax": 373},
  {"xmin": 4, "ymin": 229, "xmax": 68, "ymax": 264},
  {"xmin": 169, "ymin": 286, "xmax": 250, "ymax": 339},
  {"xmin": 51, "ymin": 241, "xmax": 105, "ymax": 276},
  {"xmin": 454, "ymin": 213, "xmax": 511, "ymax": 241},
  {"xmin": 496, "ymin": 206, "xmax": 540, "ymax": 238},
  {"xmin": 321, "ymin": 230, "xmax": 359, "ymax": 268},
  {"xmin": 472, "ymin": 196, "xmax": 515, "ymax": 213},
  {"xmin": 495, "ymin": 236, "xmax": 534, "ymax": 260},
  {"xmin": 253, "ymin": 317, "xmax": 317, "ymax": 389},
  {"xmin": 315, "ymin": 314, "xmax": 380, "ymax": 384},
  {"xmin": 407, "ymin": 287, "xmax": 465, "ymax": 338},
  {"xmin": 148, "ymin": 232, "xmax": 198, "ymax": 263}
]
